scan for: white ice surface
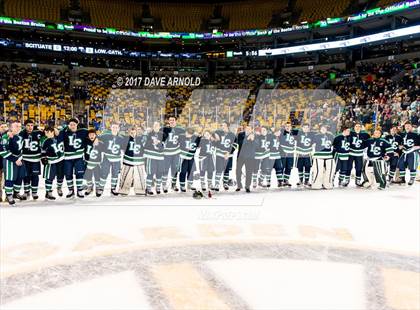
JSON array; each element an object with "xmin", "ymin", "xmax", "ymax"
[
  {"xmin": 207, "ymin": 258, "xmax": 366, "ymax": 310},
  {"xmin": 1, "ymin": 271, "xmax": 151, "ymax": 310}
]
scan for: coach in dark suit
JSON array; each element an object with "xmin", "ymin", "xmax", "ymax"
[{"xmin": 235, "ymin": 126, "xmax": 256, "ymax": 192}]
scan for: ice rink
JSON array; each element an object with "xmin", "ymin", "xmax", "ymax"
[{"xmin": 1, "ymin": 181, "xmax": 419, "ymax": 310}]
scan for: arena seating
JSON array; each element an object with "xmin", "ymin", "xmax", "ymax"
[
  {"xmin": 4, "ymin": 0, "xmax": 67, "ymax": 23},
  {"xmin": 377, "ymin": 0, "xmax": 401, "ymax": 7},
  {"xmin": 296, "ymin": 0, "xmax": 351, "ymax": 23},
  {"xmin": 1, "ymin": 60, "xmax": 419, "ymax": 134},
  {"xmin": 149, "ymin": 3, "xmax": 212, "ymax": 32},
  {"xmin": 221, "ymin": 0, "xmax": 287, "ymax": 30},
  {"xmin": 80, "ymin": 0, "xmax": 142, "ymax": 29},
  {"xmin": 0, "ymin": 65, "xmax": 72, "ymax": 125},
  {"xmin": 2, "ymin": 0, "xmax": 404, "ymax": 31}
]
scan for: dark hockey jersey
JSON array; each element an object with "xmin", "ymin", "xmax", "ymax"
[
  {"xmin": 363, "ymin": 138, "xmax": 393, "ymax": 160},
  {"xmin": 85, "ymin": 140, "xmax": 103, "ymax": 169},
  {"xmin": 296, "ymin": 131, "xmax": 314, "ymax": 156},
  {"xmin": 55, "ymin": 130, "xmax": 65, "ymax": 162},
  {"xmin": 180, "ymin": 135, "xmax": 200, "ymax": 160},
  {"xmin": 198, "ymin": 138, "xmax": 215, "ymax": 159},
  {"xmin": 384, "ymin": 134, "xmax": 403, "ymax": 156},
  {"xmin": 162, "ymin": 126, "xmax": 185, "ymax": 155},
  {"xmin": 312, "ymin": 132, "xmax": 334, "ymax": 159},
  {"xmin": 268, "ymin": 133, "xmax": 281, "ymax": 160},
  {"xmin": 255, "ymin": 134, "xmax": 270, "ymax": 159},
  {"xmin": 349, "ymin": 130, "xmax": 370, "ymax": 157},
  {"xmin": 333, "ymin": 134, "xmax": 351, "ymax": 160},
  {"xmin": 214, "ymin": 130, "xmax": 237, "ymax": 158},
  {"xmin": 20, "ymin": 129, "xmax": 43, "ymax": 162},
  {"xmin": 123, "ymin": 136, "xmax": 144, "ymax": 166},
  {"xmin": 279, "ymin": 129, "xmax": 298, "ymax": 156},
  {"xmin": 0, "ymin": 134, "xmax": 23, "ymax": 162},
  {"xmin": 58, "ymin": 128, "xmax": 88, "ymax": 160},
  {"xmin": 400, "ymin": 131, "xmax": 420, "ymax": 154},
  {"xmin": 144, "ymin": 130, "xmax": 165, "ymax": 160},
  {"xmin": 42, "ymin": 137, "xmax": 64, "ymax": 164},
  {"xmin": 100, "ymin": 132, "xmax": 126, "ymax": 162}
]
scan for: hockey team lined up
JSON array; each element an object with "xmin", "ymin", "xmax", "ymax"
[{"xmin": 0, "ymin": 116, "xmax": 419, "ymax": 205}]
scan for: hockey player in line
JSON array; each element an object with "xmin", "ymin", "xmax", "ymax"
[
  {"xmin": 162, "ymin": 116, "xmax": 185, "ymax": 192},
  {"xmin": 348, "ymin": 123, "xmax": 370, "ymax": 187},
  {"xmin": 198, "ymin": 130, "xmax": 215, "ymax": 192},
  {"xmin": 0, "ymin": 121, "xmax": 26, "ymax": 205},
  {"xmin": 311, "ymin": 125, "xmax": 335, "ymax": 190},
  {"xmin": 57, "ymin": 118, "xmax": 89, "ymax": 198},
  {"xmin": 20, "ymin": 119, "xmax": 43, "ymax": 200},
  {"xmin": 179, "ymin": 128, "xmax": 200, "ymax": 192},
  {"xmin": 0, "ymin": 122, "xmax": 9, "ymax": 202},
  {"xmin": 254, "ymin": 127, "xmax": 271, "ymax": 187},
  {"xmin": 251, "ymin": 127, "xmax": 261, "ymax": 188},
  {"xmin": 213, "ymin": 122, "xmax": 237, "ymax": 191},
  {"xmin": 97, "ymin": 123, "xmax": 126, "ymax": 196},
  {"xmin": 144, "ymin": 122, "xmax": 165, "ymax": 195},
  {"xmin": 385, "ymin": 126, "xmax": 403, "ymax": 183},
  {"xmin": 395, "ymin": 122, "xmax": 420, "ymax": 185},
  {"xmin": 296, "ymin": 123, "xmax": 314, "ymax": 187},
  {"xmin": 118, "ymin": 126, "xmax": 147, "ymax": 196},
  {"xmin": 267, "ymin": 128, "xmax": 282, "ymax": 188},
  {"xmin": 54, "ymin": 126, "xmax": 65, "ymax": 197},
  {"xmin": 41, "ymin": 126, "xmax": 64, "ymax": 200},
  {"xmin": 279, "ymin": 123, "xmax": 297, "ymax": 187},
  {"xmin": 362, "ymin": 129, "xmax": 393, "ymax": 190},
  {"xmin": 333, "ymin": 127, "xmax": 351, "ymax": 187},
  {"xmin": 84, "ymin": 129, "xmax": 103, "ymax": 196}
]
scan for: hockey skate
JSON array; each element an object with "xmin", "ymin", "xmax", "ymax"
[
  {"xmin": 85, "ymin": 186, "xmax": 94, "ymax": 196},
  {"xmin": 111, "ymin": 189, "xmax": 119, "ymax": 196},
  {"xmin": 32, "ymin": 193, "xmax": 39, "ymax": 200},
  {"xmin": 45, "ymin": 191, "xmax": 56, "ymax": 200},
  {"xmin": 77, "ymin": 190, "xmax": 85, "ymax": 198},
  {"xmin": 283, "ymin": 181, "xmax": 292, "ymax": 187},
  {"xmin": 66, "ymin": 190, "xmax": 75, "ymax": 198},
  {"xmin": 22, "ymin": 192, "xmax": 30, "ymax": 200},
  {"xmin": 13, "ymin": 192, "xmax": 27, "ymax": 200},
  {"xmin": 6, "ymin": 195, "xmax": 16, "ymax": 205},
  {"xmin": 96, "ymin": 189, "xmax": 103, "ymax": 197},
  {"xmin": 57, "ymin": 188, "xmax": 63, "ymax": 197},
  {"xmin": 145, "ymin": 189, "xmax": 154, "ymax": 196},
  {"xmin": 392, "ymin": 177, "xmax": 406, "ymax": 185}
]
